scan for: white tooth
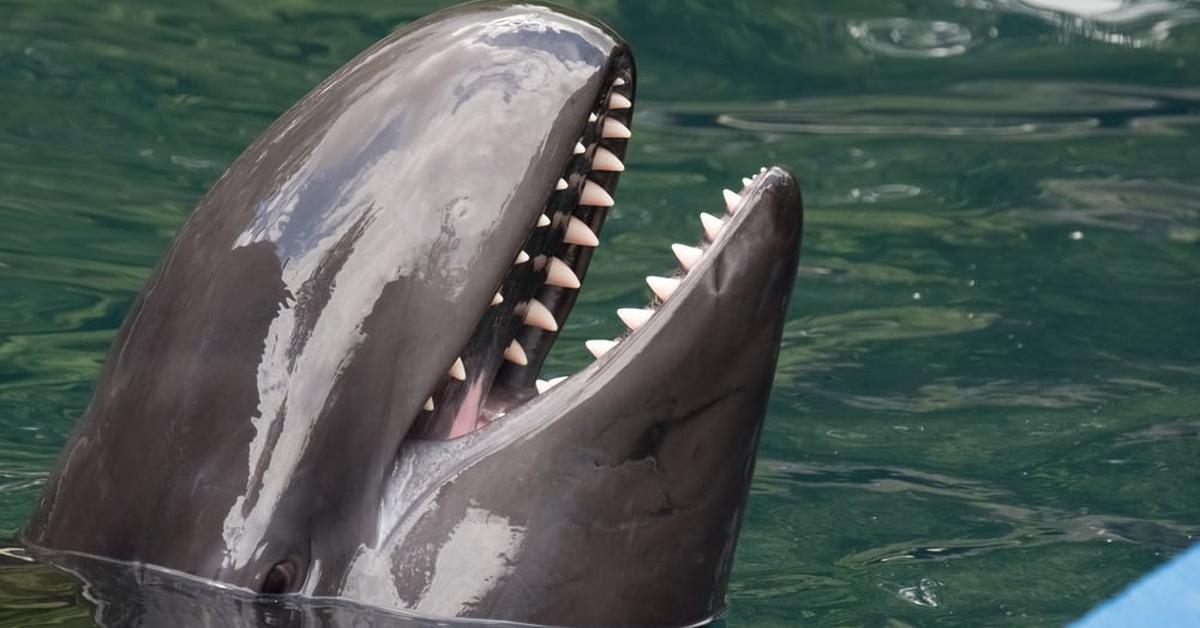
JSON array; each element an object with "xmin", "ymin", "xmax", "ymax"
[
  {"xmin": 592, "ymin": 147, "xmax": 625, "ymax": 172},
  {"xmin": 613, "ymin": 77, "xmax": 627, "ymax": 86},
  {"xmin": 760, "ymin": 166, "xmax": 767, "ymax": 174},
  {"xmin": 537, "ymin": 214, "xmax": 551, "ymax": 228},
  {"xmin": 423, "ymin": 397, "xmax": 435, "ymax": 411},
  {"xmin": 617, "ymin": 307, "xmax": 654, "ymax": 330},
  {"xmin": 448, "ymin": 357, "xmax": 466, "ymax": 381},
  {"xmin": 574, "ymin": 142, "xmax": 586, "ymax": 155},
  {"xmin": 723, "ymin": 189, "xmax": 742, "ymax": 213},
  {"xmin": 580, "ymin": 180, "xmax": 614, "ymax": 207},
  {"xmin": 646, "ymin": 276, "xmax": 681, "ymax": 301},
  {"xmin": 546, "ymin": 257, "xmax": 581, "ymax": 288},
  {"xmin": 609, "ymin": 93, "xmax": 632, "ymax": 110},
  {"xmin": 742, "ymin": 177, "xmax": 753, "ymax": 187},
  {"xmin": 588, "ymin": 112, "xmax": 598, "ymax": 122},
  {"xmin": 504, "ymin": 340, "xmax": 528, "ymax": 366},
  {"xmin": 524, "ymin": 299, "xmax": 558, "ymax": 332},
  {"xmin": 602, "ymin": 118, "xmax": 632, "ymax": 139},
  {"xmin": 515, "ymin": 250, "xmax": 530, "ymax": 264},
  {"xmin": 671, "ymin": 243, "xmax": 703, "ymax": 271},
  {"xmin": 556, "ymin": 178, "xmax": 569, "ymax": 191},
  {"xmin": 700, "ymin": 212, "xmax": 724, "ymax": 240},
  {"xmin": 492, "ymin": 292, "xmax": 504, "ymax": 306},
  {"xmin": 536, "ymin": 376, "xmax": 568, "ymax": 393},
  {"xmin": 585, "ymin": 339, "xmax": 618, "ymax": 358},
  {"xmin": 564, "ymin": 216, "xmax": 600, "ymax": 247}
]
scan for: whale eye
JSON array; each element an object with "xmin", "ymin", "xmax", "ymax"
[{"xmin": 262, "ymin": 560, "xmax": 298, "ymax": 594}]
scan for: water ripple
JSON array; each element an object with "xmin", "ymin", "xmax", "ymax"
[
  {"xmin": 848, "ymin": 18, "xmax": 977, "ymax": 59},
  {"xmin": 707, "ymin": 81, "xmax": 1200, "ymax": 139},
  {"xmin": 998, "ymin": 0, "xmax": 1200, "ymax": 48},
  {"xmin": 814, "ymin": 378, "xmax": 1113, "ymax": 413},
  {"xmin": 776, "ymin": 307, "xmax": 1000, "ymax": 378},
  {"xmin": 757, "ymin": 460, "xmax": 1200, "ymax": 566},
  {"xmin": 1019, "ymin": 177, "xmax": 1200, "ymax": 241}
]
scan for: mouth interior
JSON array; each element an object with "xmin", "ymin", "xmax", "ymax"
[{"xmin": 409, "ymin": 67, "xmax": 766, "ymax": 441}]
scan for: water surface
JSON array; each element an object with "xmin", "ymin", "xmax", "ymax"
[{"xmin": 1, "ymin": 0, "xmax": 1198, "ymax": 626}]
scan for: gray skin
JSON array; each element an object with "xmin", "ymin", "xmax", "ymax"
[{"xmin": 23, "ymin": 2, "xmax": 803, "ymax": 627}]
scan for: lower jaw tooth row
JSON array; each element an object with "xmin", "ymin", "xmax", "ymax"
[
  {"xmin": 645, "ymin": 276, "xmax": 680, "ymax": 301},
  {"xmin": 700, "ymin": 213, "xmax": 724, "ymax": 241},
  {"xmin": 576, "ymin": 173, "xmax": 762, "ymax": 362},
  {"xmin": 671, "ymin": 243, "xmax": 702, "ymax": 271},
  {"xmin": 526, "ymin": 167, "xmax": 767, "ymax": 399},
  {"xmin": 616, "ymin": 307, "xmax": 653, "ymax": 330},
  {"xmin": 583, "ymin": 339, "xmax": 618, "ymax": 358}
]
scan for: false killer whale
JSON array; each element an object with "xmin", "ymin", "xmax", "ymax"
[{"xmin": 23, "ymin": 2, "xmax": 803, "ymax": 627}]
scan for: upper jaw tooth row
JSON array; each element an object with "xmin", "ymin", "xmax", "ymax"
[
  {"xmin": 424, "ymin": 75, "xmax": 632, "ymax": 412},
  {"xmin": 536, "ymin": 167, "xmax": 770, "ymax": 394}
]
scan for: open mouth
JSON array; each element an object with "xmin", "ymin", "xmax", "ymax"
[{"xmin": 409, "ymin": 66, "xmax": 766, "ymax": 441}]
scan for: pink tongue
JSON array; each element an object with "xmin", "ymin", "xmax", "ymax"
[{"xmin": 447, "ymin": 379, "xmax": 486, "ymax": 438}]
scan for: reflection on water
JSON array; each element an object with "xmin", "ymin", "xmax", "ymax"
[
  {"xmin": 1003, "ymin": 0, "xmax": 1200, "ymax": 47},
  {"xmin": 1, "ymin": 0, "xmax": 1198, "ymax": 626},
  {"xmin": 845, "ymin": 0, "xmax": 1200, "ymax": 61},
  {"xmin": 0, "ymin": 547, "xmax": 532, "ymax": 628},
  {"xmin": 1030, "ymin": 177, "xmax": 1200, "ymax": 241}
]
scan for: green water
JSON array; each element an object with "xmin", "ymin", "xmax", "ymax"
[{"xmin": 1, "ymin": 0, "xmax": 1198, "ymax": 625}]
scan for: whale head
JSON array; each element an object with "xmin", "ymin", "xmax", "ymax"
[{"xmin": 25, "ymin": 3, "xmax": 803, "ymax": 627}]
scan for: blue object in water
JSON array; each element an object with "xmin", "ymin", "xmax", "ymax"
[{"xmin": 1071, "ymin": 544, "xmax": 1200, "ymax": 627}]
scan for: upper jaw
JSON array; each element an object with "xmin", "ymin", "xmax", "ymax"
[{"xmin": 408, "ymin": 58, "xmax": 636, "ymax": 440}]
